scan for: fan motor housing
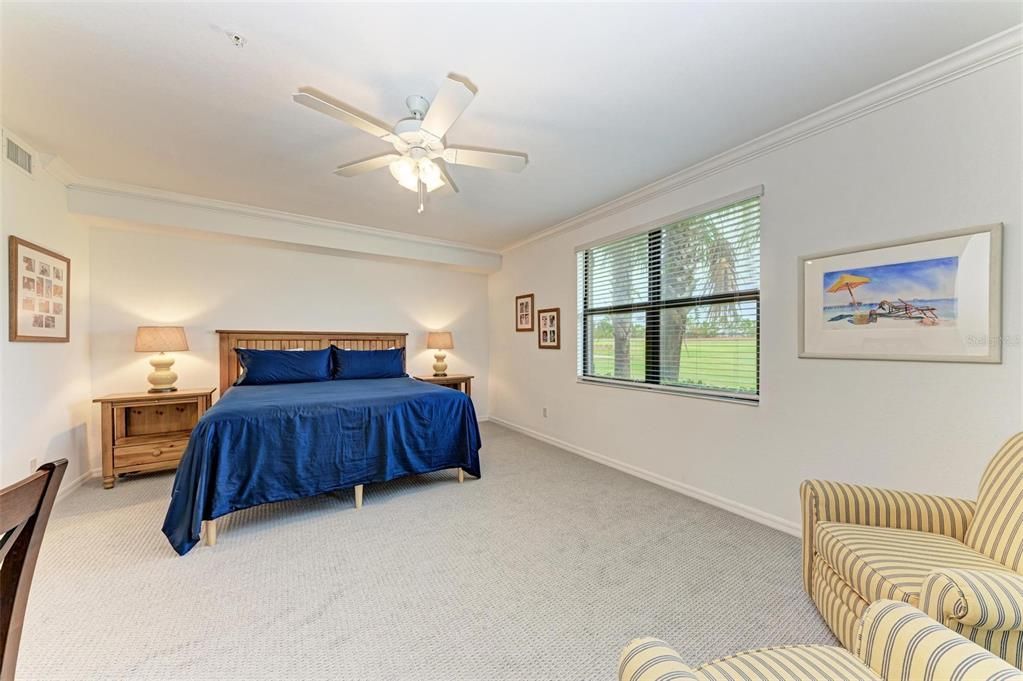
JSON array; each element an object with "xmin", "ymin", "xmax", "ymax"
[
  {"xmin": 393, "ymin": 117, "xmax": 423, "ymax": 137},
  {"xmin": 405, "ymin": 95, "xmax": 429, "ymax": 119}
]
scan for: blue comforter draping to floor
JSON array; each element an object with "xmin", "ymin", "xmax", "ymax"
[{"xmin": 162, "ymin": 377, "xmax": 482, "ymax": 555}]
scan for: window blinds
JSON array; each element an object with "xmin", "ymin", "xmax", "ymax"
[{"xmin": 577, "ymin": 193, "xmax": 761, "ymax": 402}]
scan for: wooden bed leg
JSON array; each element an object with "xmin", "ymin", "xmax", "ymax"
[
  {"xmin": 204, "ymin": 519, "xmax": 217, "ymax": 547},
  {"xmin": 457, "ymin": 468, "xmax": 464, "ymax": 484},
  {"xmin": 354, "ymin": 484, "xmax": 363, "ymax": 510}
]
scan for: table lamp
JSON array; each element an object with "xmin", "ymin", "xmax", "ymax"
[
  {"xmin": 135, "ymin": 326, "xmax": 189, "ymax": 393},
  {"xmin": 426, "ymin": 331, "xmax": 453, "ymax": 377}
]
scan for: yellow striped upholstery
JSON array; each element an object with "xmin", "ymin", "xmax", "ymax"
[
  {"xmin": 801, "ymin": 479, "xmax": 976, "ymax": 593},
  {"xmin": 857, "ymin": 600, "xmax": 1023, "ymax": 681},
  {"xmin": 813, "ymin": 554, "xmax": 868, "ymax": 650},
  {"xmin": 619, "ymin": 640, "xmax": 877, "ymax": 681},
  {"xmin": 967, "ymin": 433, "xmax": 1023, "ymax": 571},
  {"xmin": 921, "ymin": 569, "xmax": 1023, "ymax": 667},
  {"xmin": 695, "ymin": 646, "xmax": 877, "ymax": 681},
  {"xmin": 802, "ymin": 434, "xmax": 1023, "ymax": 667},
  {"xmin": 619, "ymin": 602, "xmax": 1022, "ymax": 681},
  {"xmin": 618, "ymin": 638, "xmax": 699, "ymax": 681},
  {"xmin": 923, "ymin": 569, "xmax": 1023, "ymax": 631},
  {"xmin": 815, "ymin": 522, "xmax": 1011, "ymax": 605}
]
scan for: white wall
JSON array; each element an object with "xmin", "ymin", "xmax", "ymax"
[
  {"xmin": 88, "ymin": 225, "xmax": 490, "ymax": 472},
  {"xmin": 1, "ymin": 149, "xmax": 92, "ymax": 487},
  {"xmin": 488, "ymin": 56, "xmax": 1023, "ymax": 532}
]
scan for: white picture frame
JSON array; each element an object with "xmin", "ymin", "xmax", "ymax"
[{"xmin": 798, "ymin": 223, "xmax": 1002, "ymax": 363}]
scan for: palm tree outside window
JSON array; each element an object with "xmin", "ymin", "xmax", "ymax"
[{"xmin": 576, "ymin": 191, "xmax": 761, "ymax": 402}]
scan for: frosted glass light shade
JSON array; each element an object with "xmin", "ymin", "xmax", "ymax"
[
  {"xmin": 389, "ymin": 157, "xmax": 419, "ymax": 191},
  {"xmin": 135, "ymin": 326, "xmax": 189, "ymax": 353},
  {"xmin": 388, "ymin": 157, "xmax": 446, "ymax": 193}
]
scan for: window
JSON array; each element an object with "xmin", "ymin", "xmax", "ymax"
[{"xmin": 576, "ymin": 190, "xmax": 761, "ymax": 403}]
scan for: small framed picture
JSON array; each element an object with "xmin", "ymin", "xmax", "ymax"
[
  {"xmin": 8, "ymin": 236, "xmax": 70, "ymax": 342},
  {"xmin": 537, "ymin": 307, "xmax": 560, "ymax": 349},
  {"xmin": 515, "ymin": 293, "xmax": 535, "ymax": 332}
]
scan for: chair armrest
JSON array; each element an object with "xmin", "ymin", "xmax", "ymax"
[
  {"xmin": 857, "ymin": 600, "xmax": 1022, "ymax": 681},
  {"xmin": 619, "ymin": 638, "xmax": 698, "ymax": 681},
  {"xmin": 922, "ymin": 569, "xmax": 1023, "ymax": 632},
  {"xmin": 801, "ymin": 479, "xmax": 976, "ymax": 593}
]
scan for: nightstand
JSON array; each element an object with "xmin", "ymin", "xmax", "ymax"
[
  {"xmin": 93, "ymin": 388, "xmax": 215, "ymax": 488},
  {"xmin": 414, "ymin": 374, "xmax": 473, "ymax": 397}
]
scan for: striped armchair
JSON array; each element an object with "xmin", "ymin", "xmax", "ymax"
[
  {"xmin": 801, "ymin": 432, "xmax": 1023, "ymax": 667},
  {"xmin": 619, "ymin": 600, "xmax": 1023, "ymax": 681}
]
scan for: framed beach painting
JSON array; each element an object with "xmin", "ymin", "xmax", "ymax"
[
  {"xmin": 8, "ymin": 236, "xmax": 71, "ymax": 342},
  {"xmin": 515, "ymin": 293, "xmax": 534, "ymax": 332},
  {"xmin": 799, "ymin": 224, "xmax": 1002, "ymax": 363}
]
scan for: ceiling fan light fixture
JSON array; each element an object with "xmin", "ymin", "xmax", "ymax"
[
  {"xmin": 389, "ymin": 157, "xmax": 419, "ymax": 191},
  {"xmin": 418, "ymin": 159, "xmax": 445, "ymax": 192},
  {"xmin": 295, "ymin": 73, "xmax": 527, "ymax": 212},
  {"xmin": 388, "ymin": 157, "xmax": 445, "ymax": 193}
]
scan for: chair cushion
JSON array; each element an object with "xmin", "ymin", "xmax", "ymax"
[
  {"xmin": 815, "ymin": 522, "xmax": 1011, "ymax": 606},
  {"xmin": 693, "ymin": 645, "xmax": 879, "ymax": 681},
  {"xmin": 966, "ymin": 432, "xmax": 1023, "ymax": 571},
  {"xmin": 812, "ymin": 555, "xmax": 868, "ymax": 650}
]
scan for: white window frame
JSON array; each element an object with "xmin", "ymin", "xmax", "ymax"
[{"xmin": 575, "ymin": 186, "xmax": 764, "ymax": 405}]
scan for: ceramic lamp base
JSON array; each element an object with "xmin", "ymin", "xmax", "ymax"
[
  {"xmin": 432, "ymin": 350, "xmax": 448, "ymax": 377},
  {"xmin": 147, "ymin": 353, "xmax": 179, "ymax": 393}
]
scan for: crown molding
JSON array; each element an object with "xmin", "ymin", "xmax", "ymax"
[
  {"xmin": 1, "ymin": 128, "xmax": 502, "ymax": 271},
  {"xmin": 36, "ymin": 156, "xmax": 502, "ymax": 272},
  {"xmin": 40, "ymin": 156, "xmax": 82, "ymax": 187},
  {"xmin": 67, "ymin": 181, "xmax": 502, "ymax": 273},
  {"xmin": 503, "ymin": 24, "xmax": 1023, "ymax": 254}
]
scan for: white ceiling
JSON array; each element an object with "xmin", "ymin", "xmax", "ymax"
[{"xmin": 2, "ymin": 3, "xmax": 1019, "ymax": 250}]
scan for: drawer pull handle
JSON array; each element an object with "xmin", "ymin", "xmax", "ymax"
[{"xmin": 153, "ymin": 449, "xmax": 162, "ymax": 457}]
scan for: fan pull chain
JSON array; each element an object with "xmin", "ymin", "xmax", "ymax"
[{"xmin": 417, "ymin": 178, "xmax": 425, "ymax": 214}]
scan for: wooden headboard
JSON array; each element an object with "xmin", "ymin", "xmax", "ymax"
[{"xmin": 216, "ymin": 330, "xmax": 408, "ymax": 396}]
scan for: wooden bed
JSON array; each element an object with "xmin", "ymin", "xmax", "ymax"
[{"xmin": 202, "ymin": 330, "xmax": 464, "ymax": 548}]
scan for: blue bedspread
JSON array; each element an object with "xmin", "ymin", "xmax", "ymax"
[{"xmin": 162, "ymin": 377, "xmax": 482, "ymax": 555}]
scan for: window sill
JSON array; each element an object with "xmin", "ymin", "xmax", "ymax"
[{"xmin": 576, "ymin": 376, "xmax": 759, "ymax": 406}]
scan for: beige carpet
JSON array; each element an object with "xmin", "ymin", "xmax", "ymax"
[{"xmin": 18, "ymin": 422, "xmax": 834, "ymax": 680}]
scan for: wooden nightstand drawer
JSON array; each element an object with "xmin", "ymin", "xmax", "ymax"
[
  {"xmin": 114, "ymin": 439, "xmax": 188, "ymax": 469},
  {"xmin": 121, "ymin": 402, "xmax": 198, "ymax": 437}
]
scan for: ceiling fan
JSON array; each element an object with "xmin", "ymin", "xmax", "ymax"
[{"xmin": 293, "ymin": 73, "xmax": 528, "ymax": 214}]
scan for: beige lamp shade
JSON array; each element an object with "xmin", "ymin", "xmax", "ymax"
[
  {"xmin": 135, "ymin": 326, "xmax": 189, "ymax": 353},
  {"xmin": 426, "ymin": 331, "xmax": 453, "ymax": 350}
]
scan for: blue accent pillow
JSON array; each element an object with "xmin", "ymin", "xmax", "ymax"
[
  {"xmin": 332, "ymin": 347, "xmax": 406, "ymax": 380},
  {"xmin": 235, "ymin": 347, "xmax": 332, "ymax": 386}
]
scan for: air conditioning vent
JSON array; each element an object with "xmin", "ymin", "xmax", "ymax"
[{"xmin": 6, "ymin": 136, "xmax": 32, "ymax": 175}]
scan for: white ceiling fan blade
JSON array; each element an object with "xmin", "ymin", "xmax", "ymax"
[
  {"xmin": 334, "ymin": 153, "xmax": 401, "ymax": 177},
  {"xmin": 420, "ymin": 74, "xmax": 477, "ymax": 140},
  {"xmin": 293, "ymin": 87, "xmax": 397, "ymax": 142},
  {"xmin": 443, "ymin": 147, "xmax": 528, "ymax": 172},
  {"xmin": 434, "ymin": 159, "xmax": 459, "ymax": 193}
]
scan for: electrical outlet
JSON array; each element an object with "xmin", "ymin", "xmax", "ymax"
[
  {"xmin": 29, "ymin": 457, "xmax": 38, "ymax": 472},
  {"xmin": 542, "ymin": 407, "xmax": 548, "ymax": 418}
]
